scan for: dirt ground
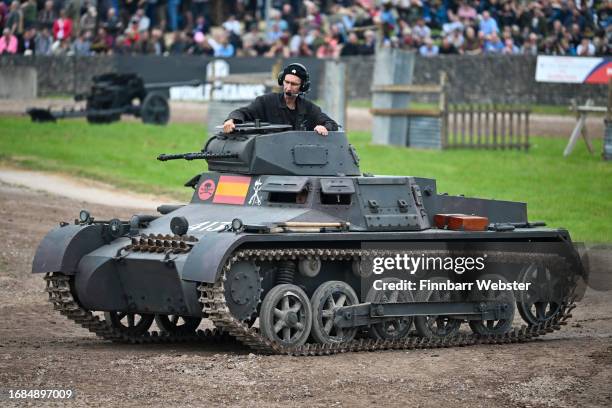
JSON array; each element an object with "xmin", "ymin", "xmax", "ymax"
[
  {"xmin": 0, "ymin": 177, "xmax": 611, "ymax": 407},
  {"xmin": 0, "ymin": 98, "xmax": 605, "ymax": 138}
]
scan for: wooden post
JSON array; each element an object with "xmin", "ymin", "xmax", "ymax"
[
  {"xmin": 469, "ymin": 104, "xmax": 474, "ymax": 147},
  {"xmin": 477, "ymin": 105, "xmax": 482, "ymax": 147},
  {"xmin": 564, "ymin": 99, "xmax": 594, "ymax": 156},
  {"xmin": 492, "ymin": 104, "xmax": 498, "ymax": 149},
  {"xmin": 485, "ymin": 106, "xmax": 490, "ymax": 149},
  {"xmin": 516, "ymin": 108, "xmax": 525, "ymax": 150},
  {"xmin": 525, "ymin": 109, "xmax": 530, "ymax": 150},
  {"xmin": 452, "ymin": 105, "xmax": 458, "ymax": 147},
  {"xmin": 500, "ymin": 106, "xmax": 506, "ymax": 150},
  {"xmin": 509, "ymin": 108, "xmax": 514, "ymax": 149},
  {"xmin": 461, "ymin": 106, "xmax": 466, "ymax": 147},
  {"xmin": 440, "ymin": 72, "xmax": 448, "ymax": 149}
]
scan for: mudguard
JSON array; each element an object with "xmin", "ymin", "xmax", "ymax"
[
  {"xmin": 180, "ymin": 232, "xmax": 244, "ymax": 283},
  {"xmin": 75, "ymin": 253, "xmax": 127, "ymax": 311},
  {"xmin": 32, "ymin": 224, "xmax": 105, "ymax": 274}
]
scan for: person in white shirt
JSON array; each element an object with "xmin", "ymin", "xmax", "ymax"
[{"xmin": 576, "ymin": 37, "xmax": 595, "ymax": 56}]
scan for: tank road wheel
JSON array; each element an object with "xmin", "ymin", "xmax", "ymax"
[
  {"xmin": 311, "ymin": 281, "xmax": 359, "ymax": 344},
  {"xmin": 366, "ymin": 278, "xmax": 414, "ymax": 340},
  {"xmin": 516, "ymin": 264, "xmax": 563, "ymax": 326},
  {"xmin": 259, "ymin": 284, "xmax": 312, "ymax": 347},
  {"xmin": 104, "ymin": 311, "xmax": 155, "ymax": 336},
  {"xmin": 155, "ymin": 315, "xmax": 202, "ymax": 334},
  {"xmin": 414, "ymin": 277, "xmax": 462, "ymax": 339},
  {"xmin": 141, "ymin": 92, "xmax": 170, "ymax": 125},
  {"xmin": 224, "ymin": 261, "xmax": 262, "ymax": 322},
  {"xmin": 468, "ymin": 274, "xmax": 516, "ymax": 335}
]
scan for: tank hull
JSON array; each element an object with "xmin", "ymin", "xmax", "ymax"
[{"xmin": 32, "ymin": 130, "xmax": 587, "ymax": 353}]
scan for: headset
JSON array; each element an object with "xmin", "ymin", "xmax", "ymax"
[{"xmin": 277, "ymin": 63, "xmax": 311, "ymax": 95}]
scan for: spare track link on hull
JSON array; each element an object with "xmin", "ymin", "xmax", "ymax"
[
  {"xmin": 199, "ymin": 248, "xmax": 578, "ymax": 356},
  {"xmin": 44, "ymin": 273, "xmax": 233, "ymax": 345}
]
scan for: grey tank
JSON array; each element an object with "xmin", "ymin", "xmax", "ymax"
[{"xmin": 32, "ymin": 125, "xmax": 586, "ymax": 353}]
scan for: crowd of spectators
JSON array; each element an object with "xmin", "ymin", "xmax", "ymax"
[{"xmin": 0, "ymin": 0, "xmax": 609, "ymax": 57}]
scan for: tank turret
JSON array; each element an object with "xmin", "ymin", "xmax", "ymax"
[{"xmin": 202, "ymin": 123, "xmax": 361, "ymax": 176}]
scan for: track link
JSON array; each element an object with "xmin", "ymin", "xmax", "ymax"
[
  {"xmin": 44, "ymin": 273, "xmax": 233, "ymax": 345},
  {"xmin": 199, "ymin": 248, "xmax": 578, "ymax": 356}
]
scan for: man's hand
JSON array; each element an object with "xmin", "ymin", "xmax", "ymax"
[
  {"xmin": 223, "ymin": 119, "xmax": 236, "ymax": 133},
  {"xmin": 314, "ymin": 125, "xmax": 328, "ymax": 136}
]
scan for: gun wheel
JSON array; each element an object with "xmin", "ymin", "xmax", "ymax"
[{"xmin": 141, "ymin": 92, "xmax": 170, "ymax": 125}]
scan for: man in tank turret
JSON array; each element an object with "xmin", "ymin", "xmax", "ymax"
[{"xmin": 222, "ymin": 63, "xmax": 338, "ymax": 136}]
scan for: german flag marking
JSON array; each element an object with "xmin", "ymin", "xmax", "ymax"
[{"xmin": 213, "ymin": 175, "xmax": 251, "ymax": 205}]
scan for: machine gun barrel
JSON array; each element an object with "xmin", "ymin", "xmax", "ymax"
[
  {"xmin": 145, "ymin": 80, "xmax": 203, "ymax": 90},
  {"xmin": 157, "ymin": 152, "xmax": 239, "ymax": 161}
]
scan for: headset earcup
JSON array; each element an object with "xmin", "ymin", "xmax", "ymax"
[{"xmin": 277, "ymin": 70, "xmax": 284, "ymax": 87}]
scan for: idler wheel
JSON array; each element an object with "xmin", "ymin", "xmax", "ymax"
[
  {"xmin": 310, "ymin": 281, "xmax": 359, "ymax": 344},
  {"xmin": 104, "ymin": 311, "xmax": 155, "ymax": 336},
  {"xmin": 259, "ymin": 284, "xmax": 312, "ymax": 347},
  {"xmin": 366, "ymin": 278, "xmax": 414, "ymax": 340},
  {"xmin": 516, "ymin": 264, "xmax": 563, "ymax": 326},
  {"xmin": 414, "ymin": 276, "xmax": 462, "ymax": 339},
  {"xmin": 155, "ymin": 315, "xmax": 202, "ymax": 334},
  {"xmin": 468, "ymin": 274, "xmax": 515, "ymax": 335}
]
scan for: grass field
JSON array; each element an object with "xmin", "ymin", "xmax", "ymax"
[{"xmin": 0, "ymin": 116, "xmax": 610, "ymax": 242}]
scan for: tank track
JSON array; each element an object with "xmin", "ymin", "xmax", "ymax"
[
  {"xmin": 44, "ymin": 273, "xmax": 233, "ymax": 345},
  {"xmin": 199, "ymin": 248, "xmax": 578, "ymax": 356}
]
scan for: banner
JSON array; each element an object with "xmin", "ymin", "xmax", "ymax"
[{"xmin": 535, "ymin": 56, "xmax": 611, "ymax": 84}]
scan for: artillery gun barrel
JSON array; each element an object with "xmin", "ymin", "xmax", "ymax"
[
  {"xmin": 157, "ymin": 152, "xmax": 239, "ymax": 161},
  {"xmin": 145, "ymin": 80, "xmax": 202, "ymax": 90}
]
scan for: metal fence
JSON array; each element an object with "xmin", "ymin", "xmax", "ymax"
[{"xmin": 443, "ymin": 105, "xmax": 531, "ymax": 150}]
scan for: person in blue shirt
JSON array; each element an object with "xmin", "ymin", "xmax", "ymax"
[
  {"xmin": 419, "ymin": 37, "xmax": 439, "ymax": 56},
  {"xmin": 479, "ymin": 10, "xmax": 499, "ymax": 37},
  {"xmin": 208, "ymin": 32, "xmax": 235, "ymax": 57},
  {"xmin": 484, "ymin": 31, "xmax": 504, "ymax": 54}
]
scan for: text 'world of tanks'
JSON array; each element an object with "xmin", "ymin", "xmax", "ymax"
[{"xmin": 33, "ymin": 123, "xmax": 587, "ymax": 356}]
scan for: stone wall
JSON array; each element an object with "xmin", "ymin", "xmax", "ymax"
[
  {"xmin": 343, "ymin": 54, "xmax": 608, "ymax": 106},
  {"xmin": 1, "ymin": 55, "xmax": 607, "ymax": 105},
  {"xmin": 0, "ymin": 56, "xmax": 114, "ymax": 96},
  {"xmin": 0, "ymin": 66, "xmax": 37, "ymax": 98}
]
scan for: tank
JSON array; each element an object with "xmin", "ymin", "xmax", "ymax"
[{"xmin": 33, "ymin": 123, "xmax": 587, "ymax": 355}]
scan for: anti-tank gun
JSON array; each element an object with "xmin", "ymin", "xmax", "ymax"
[
  {"xmin": 32, "ymin": 122, "xmax": 587, "ymax": 355},
  {"xmin": 27, "ymin": 73, "xmax": 201, "ymax": 125}
]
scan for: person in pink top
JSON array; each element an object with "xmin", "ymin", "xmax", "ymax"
[
  {"xmin": 0, "ymin": 28, "xmax": 18, "ymax": 54},
  {"xmin": 457, "ymin": 1, "xmax": 477, "ymax": 21},
  {"xmin": 52, "ymin": 10, "xmax": 73, "ymax": 40}
]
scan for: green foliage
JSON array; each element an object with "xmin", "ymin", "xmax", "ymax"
[{"xmin": 0, "ymin": 117, "xmax": 610, "ymax": 242}]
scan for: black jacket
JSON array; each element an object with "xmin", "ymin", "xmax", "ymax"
[{"xmin": 226, "ymin": 93, "xmax": 338, "ymax": 131}]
